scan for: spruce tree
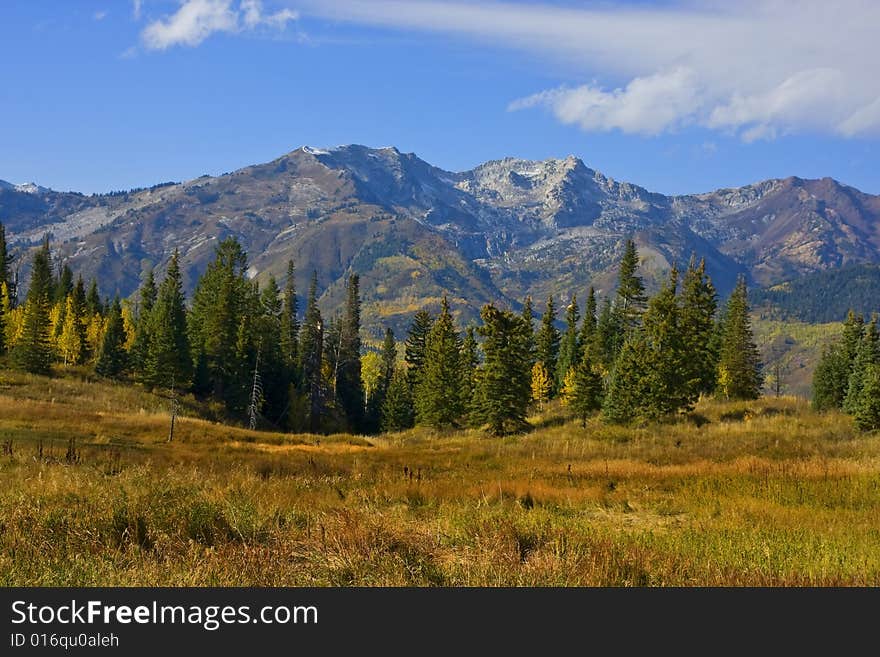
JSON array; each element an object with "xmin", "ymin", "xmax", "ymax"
[
  {"xmin": 381, "ymin": 367, "xmax": 414, "ymax": 432},
  {"xmin": 461, "ymin": 325, "xmax": 480, "ymax": 419},
  {"xmin": 86, "ymin": 279, "xmax": 103, "ymax": 316},
  {"xmin": 535, "ymin": 295, "xmax": 560, "ymax": 395},
  {"xmin": 844, "ymin": 317, "xmax": 880, "ymax": 414},
  {"xmin": 473, "ymin": 304, "xmax": 532, "ymax": 435},
  {"xmin": 143, "ymin": 251, "xmax": 191, "ymax": 389},
  {"xmin": 615, "ymin": 239, "xmax": 647, "ymax": 331},
  {"xmin": 521, "ymin": 295, "xmax": 536, "ymax": 368},
  {"xmin": 12, "ymin": 240, "xmax": 53, "ymax": 374},
  {"xmin": 0, "ymin": 222, "xmax": 6, "ymax": 353},
  {"xmin": 716, "ymin": 276, "xmax": 762, "ymax": 400},
  {"xmin": 254, "ymin": 276, "xmax": 286, "ymax": 424},
  {"xmin": 0, "ymin": 221, "xmax": 11, "ymax": 303},
  {"xmin": 54, "ymin": 263, "xmax": 73, "ymax": 305},
  {"xmin": 280, "ymin": 260, "xmax": 300, "ymax": 385},
  {"xmin": 366, "ymin": 328, "xmax": 397, "ymax": 431},
  {"xmin": 602, "ymin": 333, "xmax": 657, "ymax": 424},
  {"xmin": 404, "ymin": 309, "xmax": 433, "ymax": 392},
  {"xmin": 130, "ymin": 270, "xmax": 157, "ymax": 374},
  {"xmin": 578, "ymin": 287, "xmax": 597, "ymax": 354},
  {"xmin": 298, "ymin": 271, "xmax": 324, "ymax": 433},
  {"xmin": 188, "ymin": 237, "xmax": 251, "ymax": 408},
  {"xmin": 853, "ymin": 364, "xmax": 880, "ymax": 431},
  {"xmin": 567, "ymin": 349, "xmax": 603, "ymax": 427},
  {"xmin": 595, "ymin": 296, "xmax": 622, "ymax": 369},
  {"xmin": 556, "ymin": 295, "xmax": 580, "ymax": 389},
  {"xmin": 95, "ymin": 297, "xmax": 128, "ymax": 377},
  {"xmin": 813, "ymin": 345, "xmax": 846, "ymax": 411},
  {"xmin": 336, "ymin": 274, "xmax": 364, "ymax": 432},
  {"xmin": 415, "ymin": 297, "xmax": 464, "ymax": 429},
  {"xmin": 679, "ymin": 256, "xmax": 719, "ymax": 397}
]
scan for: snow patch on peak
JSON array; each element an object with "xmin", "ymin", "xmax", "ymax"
[{"xmin": 301, "ymin": 146, "xmax": 330, "ymax": 156}]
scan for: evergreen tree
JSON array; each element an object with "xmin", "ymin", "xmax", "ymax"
[
  {"xmin": 578, "ymin": 287, "xmax": 597, "ymax": 354},
  {"xmin": 642, "ymin": 266, "xmax": 691, "ymax": 415},
  {"xmin": 404, "ymin": 309, "xmax": 433, "ymax": 392},
  {"xmin": 461, "ymin": 325, "xmax": 480, "ymax": 417},
  {"xmin": 813, "ymin": 345, "xmax": 845, "ymax": 411},
  {"xmin": 188, "ymin": 237, "xmax": 251, "ymax": 408},
  {"xmin": 336, "ymin": 274, "xmax": 364, "ymax": 432},
  {"xmin": 473, "ymin": 304, "xmax": 532, "ymax": 435},
  {"xmin": 95, "ymin": 297, "xmax": 128, "ymax": 377},
  {"xmin": 567, "ymin": 349, "xmax": 603, "ymax": 427},
  {"xmin": 716, "ymin": 276, "xmax": 762, "ymax": 400},
  {"xmin": 556, "ymin": 295, "xmax": 580, "ymax": 389},
  {"xmin": 280, "ymin": 260, "xmax": 300, "ymax": 383},
  {"xmin": 54, "ymin": 263, "xmax": 73, "ymax": 305},
  {"xmin": 853, "ymin": 364, "xmax": 880, "ymax": 431},
  {"xmin": 298, "ymin": 271, "xmax": 324, "ymax": 433},
  {"xmin": 12, "ymin": 240, "xmax": 54, "ymax": 374},
  {"xmin": 521, "ymin": 295, "xmax": 536, "ymax": 368},
  {"xmin": 535, "ymin": 295, "xmax": 560, "ymax": 394},
  {"xmin": 131, "ymin": 270, "xmax": 157, "ymax": 374},
  {"xmin": 366, "ymin": 328, "xmax": 398, "ymax": 431},
  {"xmin": 595, "ymin": 296, "xmax": 623, "ymax": 370},
  {"xmin": 143, "ymin": 251, "xmax": 191, "ymax": 389},
  {"xmin": 0, "ymin": 222, "xmax": 7, "ymax": 354},
  {"xmin": 415, "ymin": 297, "xmax": 464, "ymax": 429},
  {"xmin": 615, "ymin": 239, "xmax": 647, "ymax": 331},
  {"xmin": 86, "ymin": 279, "xmax": 103, "ymax": 316},
  {"xmin": 0, "ymin": 221, "xmax": 11, "ymax": 303},
  {"xmin": 844, "ymin": 317, "xmax": 880, "ymax": 414},
  {"xmin": 602, "ymin": 333, "xmax": 657, "ymax": 424},
  {"xmin": 679, "ymin": 256, "xmax": 719, "ymax": 397},
  {"xmin": 254, "ymin": 276, "xmax": 286, "ymax": 425},
  {"xmin": 381, "ymin": 367, "xmax": 414, "ymax": 432}
]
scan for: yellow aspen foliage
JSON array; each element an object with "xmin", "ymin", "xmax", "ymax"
[
  {"xmin": 560, "ymin": 367, "xmax": 577, "ymax": 406},
  {"xmin": 85, "ymin": 312, "xmax": 107, "ymax": 362},
  {"xmin": 530, "ymin": 361, "xmax": 552, "ymax": 408},
  {"xmin": 360, "ymin": 351, "xmax": 383, "ymax": 405},
  {"xmin": 121, "ymin": 300, "xmax": 137, "ymax": 351},
  {"xmin": 57, "ymin": 296, "xmax": 83, "ymax": 365},
  {"xmin": 49, "ymin": 301, "xmax": 63, "ymax": 343},
  {"xmin": 5, "ymin": 304, "xmax": 25, "ymax": 347}
]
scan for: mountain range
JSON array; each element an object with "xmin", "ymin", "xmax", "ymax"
[{"xmin": 3, "ymin": 144, "xmax": 880, "ymax": 337}]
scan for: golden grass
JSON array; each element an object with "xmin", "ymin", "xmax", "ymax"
[{"xmin": 1, "ymin": 371, "xmax": 879, "ymax": 586}]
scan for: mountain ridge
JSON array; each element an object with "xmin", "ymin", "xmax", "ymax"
[{"xmin": 3, "ymin": 144, "xmax": 880, "ymax": 336}]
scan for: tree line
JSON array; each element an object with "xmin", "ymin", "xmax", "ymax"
[
  {"xmin": 812, "ymin": 310, "xmax": 880, "ymax": 430},
  {"xmin": 0, "ymin": 223, "xmax": 764, "ymax": 435}
]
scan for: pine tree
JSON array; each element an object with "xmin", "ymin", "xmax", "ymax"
[
  {"xmin": 0, "ymin": 222, "xmax": 7, "ymax": 353},
  {"xmin": 280, "ymin": 260, "xmax": 300, "ymax": 384},
  {"xmin": 12, "ymin": 240, "xmax": 54, "ymax": 374},
  {"xmin": 602, "ymin": 333, "xmax": 657, "ymax": 424},
  {"xmin": 615, "ymin": 239, "xmax": 647, "ymax": 331},
  {"xmin": 578, "ymin": 287, "xmax": 597, "ymax": 354},
  {"xmin": 461, "ymin": 325, "xmax": 480, "ymax": 418},
  {"xmin": 0, "ymin": 221, "xmax": 11, "ymax": 303},
  {"xmin": 679, "ymin": 256, "xmax": 719, "ymax": 397},
  {"xmin": 595, "ymin": 296, "xmax": 622, "ymax": 369},
  {"xmin": 366, "ymin": 328, "xmax": 397, "ymax": 431},
  {"xmin": 473, "ymin": 304, "xmax": 532, "ymax": 435},
  {"xmin": 336, "ymin": 274, "xmax": 364, "ymax": 432},
  {"xmin": 54, "ymin": 263, "xmax": 73, "ymax": 305},
  {"xmin": 853, "ymin": 364, "xmax": 880, "ymax": 431},
  {"xmin": 298, "ymin": 271, "xmax": 324, "ymax": 433},
  {"xmin": 415, "ymin": 297, "xmax": 464, "ymax": 429},
  {"xmin": 844, "ymin": 317, "xmax": 880, "ymax": 414},
  {"xmin": 556, "ymin": 295, "xmax": 580, "ymax": 389},
  {"xmin": 567, "ymin": 349, "xmax": 603, "ymax": 427},
  {"xmin": 381, "ymin": 367, "xmax": 414, "ymax": 432},
  {"xmin": 642, "ymin": 266, "xmax": 691, "ymax": 415},
  {"xmin": 535, "ymin": 295, "xmax": 560, "ymax": 395},
  {"xmin": 131, "ymin": 269, "xmax": 157, "ymax": 374},
  {"xmin": 521, "ymin": 295, "xmax": 536, "ymax": 368},
  {"xmin": 143, "ymin": 251, "xmax": 191, "ymax": 389},
  {"xmin": 254, "ymin": 276, "xmax": 286, "ymax": 424},
  {"xmin": 95, "ymin": 297, "xmax": 128, "ymax": 377},
  {"xmin": 188, "ymin": 237, "xmax": 251, "ymax": 408},
  {"xmin": 716, "ymin": 276, "xmax": 762, "ymax": 400},
  {"xmin": 404, "ymin": 309, "xmax": 433, "ymax": 393},
  {"xmin": 86, "ymin": 279, "xmax": 103, "ymax": 316}
]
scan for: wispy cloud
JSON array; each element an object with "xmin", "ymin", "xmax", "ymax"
[
  {"xmin": 141, "ymin": 0, "xmax": 298, "ymax": 50},
  {"xmin": 300, "ymin": 0, "xmax": 880, "ymax": 140},
  {"xmin": 94, "ymin": 10, "xmax": 108, "ymax": 21},
  {"xmin": 132, "ymin": 0, "xmax": 142, "ymax": 21}
]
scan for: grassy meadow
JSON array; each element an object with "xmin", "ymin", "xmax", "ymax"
[{"xmin": 1, "ymin": 369, "xmax": 879, "ymax": 586}]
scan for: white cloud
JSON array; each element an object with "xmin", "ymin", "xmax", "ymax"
[
  {"xmin": 141, "ymin": 0, "xmax": 298, "ymax": 50},
  {"xmin": 94, "ymin": 10, "xmax": 107, "ymax": 21},
  {"xmin": 300, "ymin": 0, "xmax": 880, "ymax": 140},
  {"xmin": 132, "ymin": 0, "xmax": 142, "ymax": 20}
]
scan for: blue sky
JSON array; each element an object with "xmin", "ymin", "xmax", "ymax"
[{"xmin": 1, "ymin": 0, "xmax": 878, "ymax": 196}]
